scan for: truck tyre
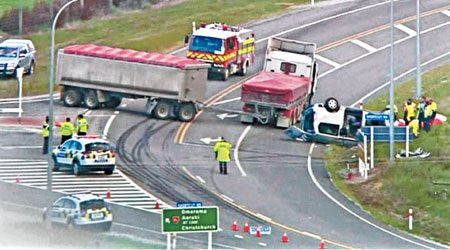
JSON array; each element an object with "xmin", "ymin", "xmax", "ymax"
[
  {"xmin": 237, "ymin": 62, "xmax": 247, "ymax": 76},
  {"xmin": 26, "ymin": 61, "xmax": 35, "ymax": 75},
  {"xmin": 84, "ymin": 91, "xmax": 100, "ymax": 109},
  {"xmin": 177, "ymin": 103, "xmax": 196, "ymax": 122},
  {"xmin": 222, "ymin": 68, "xmax": 230, "ymax": 81},
  {"xmin": 154, "ymin": 101, "xmax": 172, "ymax": 120},
  {"xmin": 105, "ymin": 97, "xmax": 122, "ymax": 108},
  {"xmin": 63, "ymin": 89, "xmax": 82, "ymax": 107},
  {"xmin": 324, "ymin": 97, "xmax": 340, "ymax": 113}
]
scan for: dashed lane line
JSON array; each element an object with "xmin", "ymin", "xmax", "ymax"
[{"xmin": 315, "ymin": 54, "xmax": 341, "ymax": 68}]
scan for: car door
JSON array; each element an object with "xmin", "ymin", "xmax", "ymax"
[
  {"xmin": 69, "ymin": 141, "xmax": 82, "ymax": 164},
  {"xmin": 18, "ymin": 47, "xmax": 29, "ymax": 69},
  {"xmin": 50, "ymin": 198, "xmax": 65, "ymax": 224},
  {"xmin": 56, "ymin": 140, "xmax": 73, "ymax": 165},
  {"xmin": 62, "ymin": 199, "xmax": 77, "ymax": 224}
]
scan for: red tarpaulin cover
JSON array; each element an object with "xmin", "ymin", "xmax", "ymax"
[
  {"xmin": 63, "ymin": 44, "xmax": 207, "ymax": 69},
  {"xmin": 241, "ymin": 72, "xmax": 310, "ymax": 106}
]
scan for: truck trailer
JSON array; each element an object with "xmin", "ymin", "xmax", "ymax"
[
  {"xmin": 55, "ymin": 44, "xmax": 210, "ymax": 122},
  {"xmin": 240, "ymin": 37, "xmax": 318, "ymax": 128}
]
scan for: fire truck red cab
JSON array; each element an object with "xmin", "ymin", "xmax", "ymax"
[{"xmin": 186, "ymin": 22, "xmax": 255, "ymax": 81}]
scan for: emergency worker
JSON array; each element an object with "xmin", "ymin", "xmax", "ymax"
[
  {"xmin": 429, "ymin": 98, "xmax": 437, "ymax": 120},
  {"xmin": 213, "ymin": 137, "xmax": 232, "ymax": 175},
  {"xmin": 409, "ymin": 119, "xmax": 419, "ymax": 137},
  {"xmin": 403, "ymin": 98, "xmax": 416, "ymax": 126},
  {"xmin": 417, "ymin": 96, "xmax": 427, "ymax": 129},
  {"xmin": 423, "ymin": 100, "xmax": 433, "ymax": 132},
  {"xmin": 382, "ymin": 104, "xmax": 398, "ymax": 121},
  {"xmin": 60, "ymin": 117, "xmax": 74, "ymax": 144},
  {"xmin": 76, "ymin": 114, "xmax": 88, "ymax": 136},
  {"xmin": 42, "ymin": 116, "xmax": 50, "ymax": 155}
]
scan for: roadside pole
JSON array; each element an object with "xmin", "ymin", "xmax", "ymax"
[
  {"xmin": 388, "ymin": 0, "xmax": 395, "ymax": 161},
  {"xmin": 415, "ymin": 0, "xmax": 422, "ymax": 99},
  {"xmin": 208, "ymin": 232, "xmax": 212, "ymax": 250},
  {"xmin": 408, "ymin": 209, "xmax": 413, "ymax": 230},
  {"xmin": 16, "ymin": 68, "xmax": 24, "ymax": 118}
]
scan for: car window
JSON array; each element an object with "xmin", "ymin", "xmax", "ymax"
[
  {"xmin": 318, "ymin": 123, "xmax": 340, "ymax": 136},
  {"xmin": 63, "ymin": 199, "xmax": 76, "ymax": 209},
  {"xmin": 54, "ymin": 199, "xmax": 65, "ymax": 207},
  {"xmin": 0, "ymin": 47, "xmax": 18, "ymax": 58},
  {"xmin": 61, "ymin": 140, "xmax": 73, "ymax": 149},
  {"xmin": 80, "ymin": 199, "xmax": 105, "ymax": 211},
  {"xmin": 20, "ymin": 47, "xmax": 27, "ymax": 55},
  {"xmin": 70, "ymin": 141, "xmax": 82, "ymax": 151},
  {"xmin": 85, "ymin": 142, "xmax": 110, "ymax": 152}
]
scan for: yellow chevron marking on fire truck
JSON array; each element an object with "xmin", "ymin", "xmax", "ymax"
[
  {"xmin": 187, "ymin": 51, "xmax": 193, "ymax": 57},
  {"xmin": 206, "ymin": 54, "xmax": 214, "ymax": 60},
  {"xmin": 218, "ymin": 56, "xmax": 225, "ymax": 62},
  {"xmin": 238, "ymin": 46, "xmax": 254, "ymax": 55},
  {"xmin": 242, "ymin": 38, "xmax": 255, "ymax": 45}
]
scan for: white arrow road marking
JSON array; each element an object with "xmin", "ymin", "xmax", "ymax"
[
  {"xmin": 200, "ymin": 137, "xmax": 222, "ymax": 145},
  {"xmin": 217, "ymin": 113, "xmax": 239, "ymax": 120}
]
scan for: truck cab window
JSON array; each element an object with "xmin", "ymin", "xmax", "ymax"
[{"xmin": 280, "ymin": 62, "xmax": 296, "ymax": 74}]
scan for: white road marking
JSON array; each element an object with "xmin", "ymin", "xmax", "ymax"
[
  {"xmin": 315, "ymin": 54, "xmax": 341, "ymax": 68},
  {"xmin": 221, "ymin": 194, "xmax": 234, "ymax": 202},
  {"xmin": 85, "ymin": 110, "xmax": 92, "ymax": 116},
  {"xmin": 395, "ymin": 23, "xmax": 417, "ymax": 37},
  {"xmin": 84, "ymin": 114, "xmax": 114, "ymax": 117},
  {"xmin": 258, "ymin": 242, "xmax": 267, "ymax": 247},
  {"xmin": 0, "ymin": 146, "xmax": 41, "ymax": 149},
  {"xmin": 234, "ymin": 125, "xmax": 250, "ymax": 177},
  {"xmin": 212, "ymin": 97, "xmax": 241, "ymax": 106},
  {"xmin": 351, "ymin": 39, "xmax": 377, "ymax": 53},
  {"xmin": 234, "ymin": 235, "xmax": 244, "ymax": 239},
  {"xmin": 442, "ymin": 10, "xmax": 450, "ymax": 18},
  {"xmin": 114, "ymin": 111, "xmax": 120, "ymax": 114},
  {"xmin": 256, "ymin": 213, "xmax": 272, "ymax": 221},
  {"xmin": 120, "ymin": 103, "xmax": 128, "ymax": 108},
  {"xmin": 307, "ymin": 146, "xmax": 432, "ymax": 249},
  {"xmin": 103, "ymin": 115, "xmax": 116, "ymax": 139},
  {"xmin": 196, "ymin": 175, "xmax": 206, "ymax": 184}
]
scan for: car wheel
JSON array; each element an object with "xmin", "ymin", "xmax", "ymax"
[
  {"xmin": 73, "ymin": 162, "xmax": 81, "ymax": 176},
  {"xmin": 154, "ymin": 101, "xmax": 172, "ymax": 120},
  {"xmin": 222, "ymin": 68, "xmax": 230, "ymax": 81},
  {"xmin": 52, "ymin": 155, "xmax": 60, "ymax": 171},
  {"xmin": 67, "ymin": 218, "xmax": 74, "ymax": 229},
  {"xmin": 84, "ymin": 91, "xmax": 100, "ymax": 109},
  {"xmin": 26, "ymin": 61, "xmax": 35, "ymax": 75},
  {"xmin": 176, "ymin": 103, "xmax": 196, "ymax": 122},
  {"xmin": 63, "ymin": 89, "xmax": 82, "ymax": 107},
  {"xmin": 324, "ymin": 97, "xmax": 340, "ymax": 112},
  {"xmin": 104, "ymin": 168, "xmax": 114, "ymax": 175}
]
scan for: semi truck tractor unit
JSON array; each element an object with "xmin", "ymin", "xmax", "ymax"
[
  {"xmin": 186, "ymin": 22, "xmax": 255, "ymax": 80},
  {"xmin": 240, "ymin": 37, "xmax": 318, "ymax": 128},
  {"xmin": 55, "ymin": 44, "xmax": 210, "ymax": 122}
]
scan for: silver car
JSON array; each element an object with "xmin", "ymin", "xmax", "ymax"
[{"xmin": 0, "ymin": 39, "xmax": 36, "ymax": 76}]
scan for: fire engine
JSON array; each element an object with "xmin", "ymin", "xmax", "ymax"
[{"xmin": 186, "ymin": 22, "xmax": 255, "ymax": 80}]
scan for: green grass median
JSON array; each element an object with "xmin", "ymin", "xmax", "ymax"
[
  {"xmin": 325, "ymin": 63, "xmax": 450, "ymax": 244},
  {"xmin": 0, "ymin": 0, "xmax": 312, "ymax": 98}
]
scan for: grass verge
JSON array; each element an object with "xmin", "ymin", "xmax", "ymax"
[
  {"xmin": 325, "ymin": 63, "xmax": 450, "ymax": 244},
  {"xmin": 0, "ymin": 0, "xmax": 312, "ymax": 98}
]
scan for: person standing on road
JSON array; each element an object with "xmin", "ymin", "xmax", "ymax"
[
  {"xmin": 75, "ymin": 114, "xmax": 88, "ymax": 136},
  {"xmin": 403, "ymin": 98, "xmax": 416, "ymax": 126},
  {"xmin": 60, "ymin": 117, "xmax": 74, "ymax": 144},
  {"xmin": 213, "ymin": 137, "xmax": 232, "ymax": 175},
  {"xmin": 42, "ymin": 116, "xmax": 50, "ymax": 155}
]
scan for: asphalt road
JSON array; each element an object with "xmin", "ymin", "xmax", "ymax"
[{"xmin": 1, "ymin": 0, "xmax": 449, "ymax": 248}]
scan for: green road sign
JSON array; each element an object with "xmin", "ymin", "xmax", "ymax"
[{"xmin": 161, "ymin": 206, "xmax": 219, "ymax": 233}]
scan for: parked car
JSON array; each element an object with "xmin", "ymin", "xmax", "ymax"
[
  {"xmin": 52, "ymin": 136, "xmax": 115, "ymax": 175},
  {"xmin": 0, "ymin": 39, "xmax": 36, "ymax": 76},
  {"xmin": 43, "ymin": 192, "xmax": 112, "ymax": 231}
]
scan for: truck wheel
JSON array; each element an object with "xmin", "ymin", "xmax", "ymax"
[
  {"xmin": 154, "ymin": 102, "xmax": 172, "ymax": 120},
  {"xmin": 105, "ymin": 97, "xmax": 122, "ymax": 108},
  {"xmin": 84, "ymin": 91, "xmax": 100, "ymax": 109},
  {"xmin": 26, "ymin": 61, "xmax": 35, "ymax": 75},
  {"xmin": 63, "ymin": 89, "xmax": 82, "ymax": 107},
  {"xmin": 222, "ymin": 68, "xmax": 230, "ymax": 81},
  {"xmin": 324, "ymin": 97, "xmax": 340, "ymax": 112},
  {"xmin": 237, "ymin": 62, "xmax": 247, "ymax": 76},
  {"xmin": 177, "ymin": 103, "xmax": 196, "ymax": 122}
]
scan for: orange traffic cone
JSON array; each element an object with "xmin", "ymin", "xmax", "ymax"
[
  {"xmin": 243, "ymin": 222, "xmax": 250, "ymax": 233},
  {"xmin": 15, "ymin": 175, "xmax": 20, "ymax": 183},
  {"xmin": 155, "ymin": 200, "xmax": 160, "ymax": 209},
  {"xmin": 281, "ymin": 232, "xmax": 289, "ymax": 243},
  {"xmin": 105, "ymin": 189, "xmax": 111, "ymax": 198},
  {"xmin": 319, "ymin": 239, "xmax": 325, "ymax": 249},
  {"xmin": 231, "ymin": 220, "xmax": 239, "ymax": 231},
  {"xmin": 255, "ymin": 227, "xmax": 261, "ymax": 237}
]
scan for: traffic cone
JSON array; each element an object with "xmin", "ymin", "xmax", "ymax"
[
  {"xmin": 105, "ymin": 189, "xmax": 111, "ymax": 199},
  {"xmin": 15, "ymin": 175, "xmax": 20, "ymax": 183},
  {"xmin": 155, "ymin": 200, "xmax": 160, "ymax": 209},
  {"xmin": 319, "ymin": 239, "xmax": 325, "ymax": 249},
  {"xmin": 243, "ymin": 222, "xmax": 250, "ymax": 233},
  {"xmin": 281, "ymin": 232, "xmax": 289, "ymax": 243},
  {"xmin": 231, "ymin": 220, "xmax": 239, "ymax": 231},
  {"xmin": 255, "ymin": 227, "xmax": 261, "ymax": 237}
]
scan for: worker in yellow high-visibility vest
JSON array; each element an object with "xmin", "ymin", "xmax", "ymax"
[
  {"xmin": 42, "ymin": 116, "xmax": 49, "ymax": 155},
  {"xmin": 403, "ymin": 98, "xmax": 416, "ymax": 126},
  {"xmin": 76, "ymin": 114, "xmax": 89, "ymax": 136},
  {"xmin": 60, "ymin": 117, "xmax": 74, "ymax": 144},
  {"xmin": 423, "ymin": 100, "xmax": 433, "ymax": 132},
  {"xmin": 213, "ymin": 137, "xmax": 232, "ymax": 175}
]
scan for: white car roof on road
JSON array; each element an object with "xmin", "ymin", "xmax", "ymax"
[
  {"xmin": 66, "ymin": 193, "xmax": 104, "ymax": 202},
  {"xmin": 1, "ymin": 39, "xmax": 35, "ymax": 50}
]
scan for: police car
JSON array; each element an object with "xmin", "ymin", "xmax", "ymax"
[
  {"xmin": 52, "ymin": 136, "xmax": 115, "ymax": 175},
  {"xmin": 44, "ymin": 192, "xmax": 112, "ymax": 230}
]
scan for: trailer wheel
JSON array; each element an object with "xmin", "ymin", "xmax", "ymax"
[
  {"xmin": 324, "ymin": 97, "xmax": 340, "ymax": 112},
  {"xmin": 177, "ymin": 103, "xmax": 196, "ymax": 122},
  {"xmin": 105, "ymin": 97, "xmax": 122, "ymax": 108},
  {"xmin": 63, "ymin": 89, "xmax": 82, "ymax": 107},
  {"xmin": 154, "ymin": 101, "xmax": 172, "ymax": 120},
  {"xmin": 84, "ymin": 91, "xmax": 100, "ymax": 109}
]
